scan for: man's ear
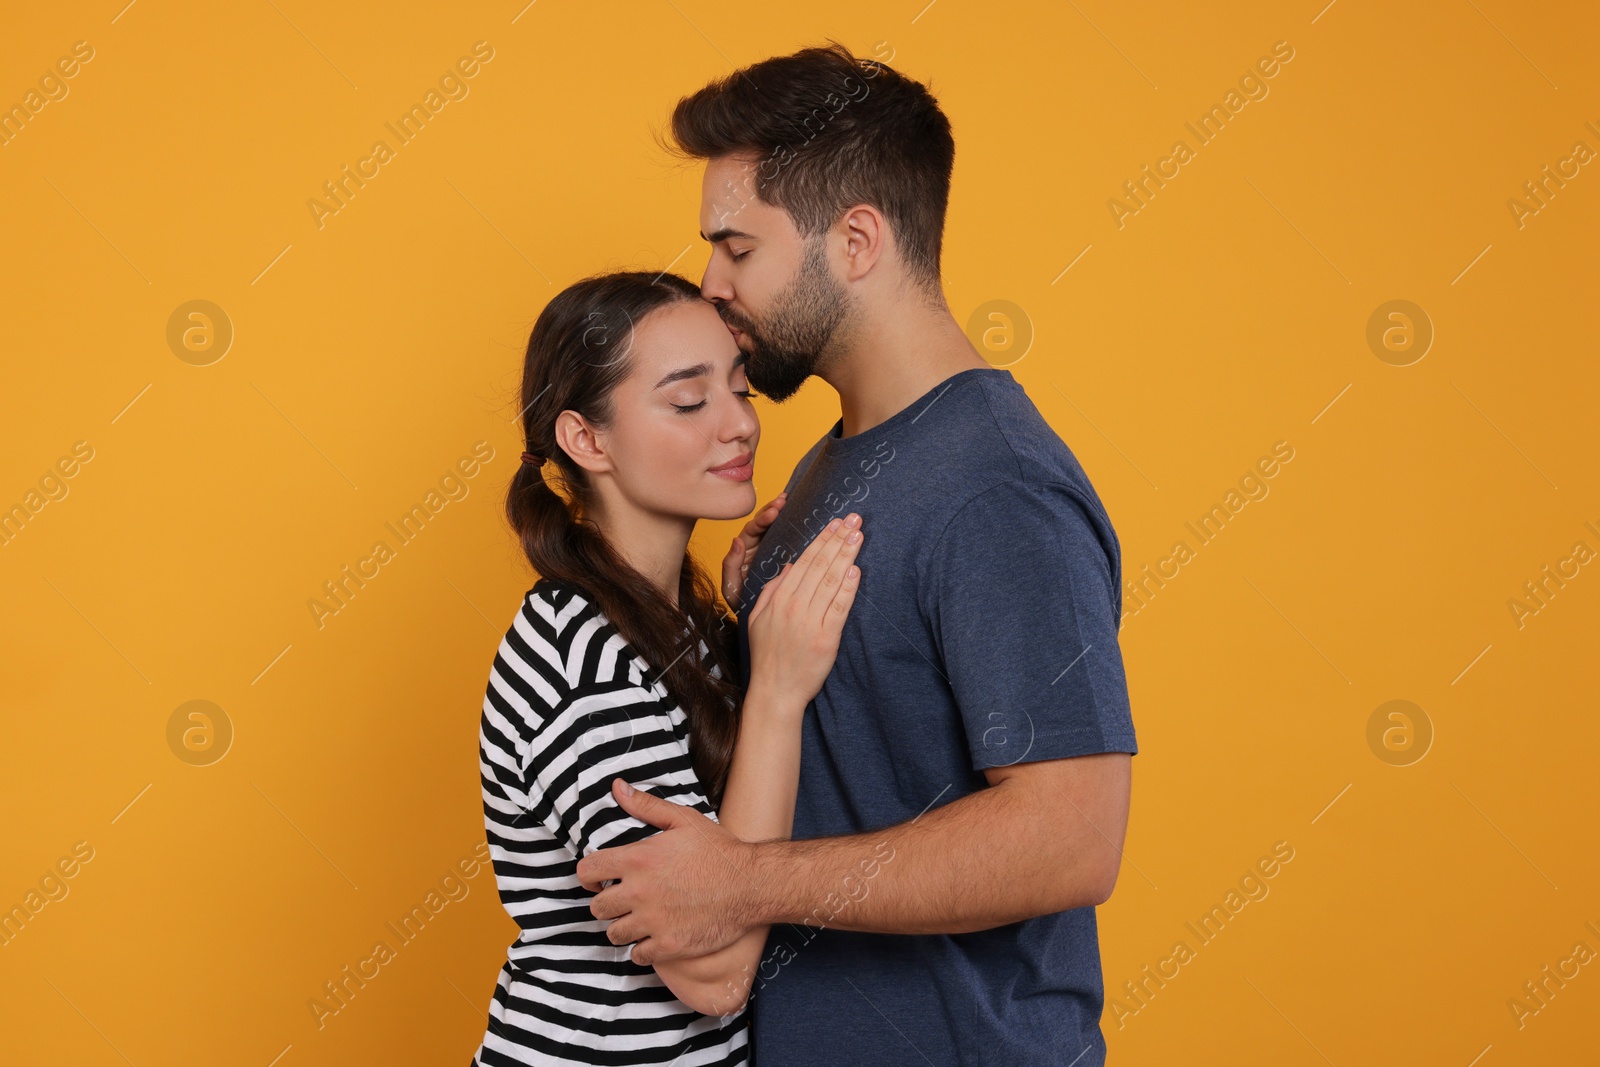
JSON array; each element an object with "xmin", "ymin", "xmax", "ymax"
[
  {"xmin": 838, "ymin": 203, "xmax": 886, "ymax": 282},
  {"xmin": 556, "ymin": 409, "xmax": 611, "ymax": 476}
]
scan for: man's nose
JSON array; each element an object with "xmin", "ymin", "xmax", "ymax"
[{"xmin": 699, "ymin": 254, "xmax": 732, "ymax": 303}]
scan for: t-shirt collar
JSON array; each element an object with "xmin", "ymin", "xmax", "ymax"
[{"xmin": 821, "ymin": 366, "xmax": 1010, "ymax": 459}]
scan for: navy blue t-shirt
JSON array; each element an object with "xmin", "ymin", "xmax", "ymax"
[{"xmin": 735, "ymin": 366, "xmax": 1138, "ymax": 1067}]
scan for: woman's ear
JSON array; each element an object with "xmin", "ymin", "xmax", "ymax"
[{"xmin": 556, "ymin": 409, "xmax": 611, "ymax": 475}]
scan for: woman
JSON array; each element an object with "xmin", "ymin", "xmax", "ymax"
[{"xmin": 471, "ymin": 270, "xmax": 865, "ymax": 1066}]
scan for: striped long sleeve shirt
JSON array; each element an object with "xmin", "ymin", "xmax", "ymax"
[{"xmin": 471, "ymin": 577, "xmax": 749, "ymax": 1067}]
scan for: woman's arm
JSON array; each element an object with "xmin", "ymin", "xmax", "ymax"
[
  {"xmin": 651, "ymin": 677, "xmax": 806, "ymax": 1016},
  {"xmin": 642, "ymin": 513, "xmax": 863, "ymax": 1015}
]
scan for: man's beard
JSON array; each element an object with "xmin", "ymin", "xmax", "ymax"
[{"xmin": 722, "ymin": 237, "xmax": 848, "ymax": 404}]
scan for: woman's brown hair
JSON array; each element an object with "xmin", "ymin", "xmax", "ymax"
[{"xmin": 506, "ymin": 270, "xmax": 742, "ymax": 807}]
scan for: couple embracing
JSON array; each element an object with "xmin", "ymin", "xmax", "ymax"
[{"xmin": 472, "ymin": 41, "xmax": 1137, "ymax": 1067}]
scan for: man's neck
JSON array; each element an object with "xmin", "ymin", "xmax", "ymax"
[{"xmin": 825, "ymin": 300, "xmax": 992, "ymax": 439}]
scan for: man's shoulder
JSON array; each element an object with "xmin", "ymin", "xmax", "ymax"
[
  {"xmin": 967, "ymin": 374, "xmax": 1098, "ymax": 482},
  {"xmin": 937, "ymin": 478, "xmax": 1112, "ymax": 552},
  {"xmin": 942, "ymin": 380, "xmax": 1111, "ymax": 522}
]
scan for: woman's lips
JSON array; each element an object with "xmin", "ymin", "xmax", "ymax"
[{"xmin": 710, "ymin": 453, "xmax": 753, "ymax": 480}]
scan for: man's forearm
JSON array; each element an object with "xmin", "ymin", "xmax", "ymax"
[{"xmin": 741, "ymin": 774, "xmax": 1115, "ymax": 935}]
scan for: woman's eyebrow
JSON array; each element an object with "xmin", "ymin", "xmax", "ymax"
[{"xmin": 654, "ymin": 361, "xmax": 712, "ymax": 389}]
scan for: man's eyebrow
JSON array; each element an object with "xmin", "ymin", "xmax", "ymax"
[
  {"xmin": 700, "ymin": 227, "xmax": 757, "ymax": 243},
  {"xmin": 654, "ymin": 361, "xmax": 713, "ymax": 389}
]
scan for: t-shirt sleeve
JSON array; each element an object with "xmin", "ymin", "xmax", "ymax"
[
  {"xmin": 491, "ymin": 600, "xmax": 719, "ymax": 860},
  {"xmin": 523, "ymin": 690, "xmax": 721, "ymax": 859},
  {"xmin": 479, "ymin": 599, "xmax": 571, "ymax": 842},
  {"xmin": 923, "ymin": 480, "xmax": 1138, "ymax": 771}
]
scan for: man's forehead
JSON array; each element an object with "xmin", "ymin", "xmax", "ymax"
[
  {"xmin": 704, "ymin": 152, "xmax": 762, "ymax": 190},
  {"xmin": 699, "ymin": 154, "xmax": 769, "ymax": 233}
]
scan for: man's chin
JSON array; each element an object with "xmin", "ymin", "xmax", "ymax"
[
  {"xmin": 750, "ymin": 378, "xmax": 808, "ymax": 404},
  {"xmin": 743, "ymin": 344, "xmax": 817, "ymax": 403}
]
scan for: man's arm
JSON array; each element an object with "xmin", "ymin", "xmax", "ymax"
[
  {"xmin": 581, "ymin": 750, "xmax": 1131, "ymax": 963},
  {"xmin": 751, "ymin": 751, "xmax": 1130, "ymax": 934}
]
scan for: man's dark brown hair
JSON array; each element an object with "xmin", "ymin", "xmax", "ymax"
[{"xmin": 667, "ymin": 40, "xmax": 955, "ymax": 295}]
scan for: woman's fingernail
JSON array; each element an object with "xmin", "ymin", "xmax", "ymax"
[{"xmin": 846, "ymin": 513, "xmax": 861, "ymax": 527}]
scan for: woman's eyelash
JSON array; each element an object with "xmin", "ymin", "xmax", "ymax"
[
  {"xmin": 674, "ymin": 389, "xmax": 750, "ymax": 413},
  {"xmin": 732, "ymin": 250, "xmax": 751, "ymax": 261}
]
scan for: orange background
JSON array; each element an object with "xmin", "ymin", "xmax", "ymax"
[{"xmin": 2, "ymin": 1, "xmax": 1596, "ymax": 1064}]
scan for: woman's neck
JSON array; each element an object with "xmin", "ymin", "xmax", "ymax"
[{"xmin": 588, "ymin": 498, "xmax": 695, "ymax": 610}]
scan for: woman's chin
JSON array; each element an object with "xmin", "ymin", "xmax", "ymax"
[{"xmin": 695, "ymin": 484, "xmax": 758, "ymax": 522}]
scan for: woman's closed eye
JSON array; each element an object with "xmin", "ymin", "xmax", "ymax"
[{"xmin": 674, "ymin": 390, "xmax": 752, "ymax": 414}]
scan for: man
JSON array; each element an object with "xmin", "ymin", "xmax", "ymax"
[{"xmin": 577, "ymin": 41, "xmax": 1138, "ymax": 1066}]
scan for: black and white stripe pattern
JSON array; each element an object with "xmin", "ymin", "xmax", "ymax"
[{"xmin": 471, "ymin": 577, "xmax": 748, "ymax": 1066}]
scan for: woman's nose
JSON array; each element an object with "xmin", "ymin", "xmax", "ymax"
[{"xmin": 724, "ymin": 391, "xmax": 758, "ymax": 439}]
